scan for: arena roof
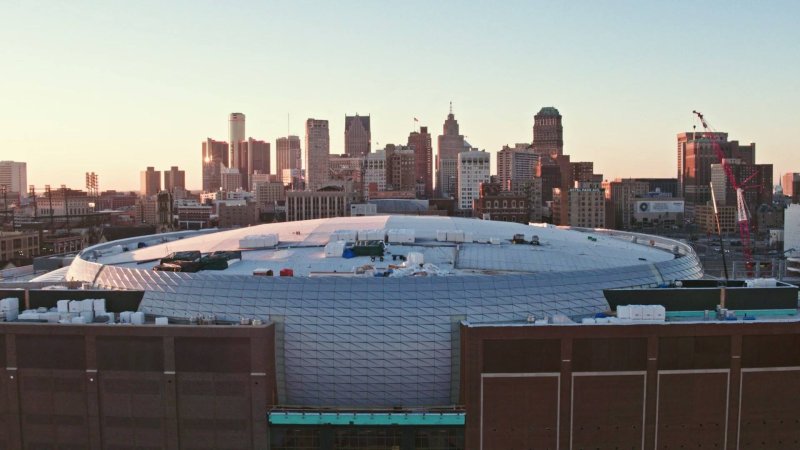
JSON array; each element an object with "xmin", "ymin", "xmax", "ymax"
[{"xmin": 91, "ymin": 216, "xmax": 675, "ymax": 277}]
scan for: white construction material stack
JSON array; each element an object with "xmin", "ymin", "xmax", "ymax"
[
  {"xmin": 387, "ymin": 229, "xmax": 415, "ymax": 244},
  {"xmin": 239, "ymin": 234, "xmax": 279, "ymax": 249},
  {"xmin": 324, "ymin": 240, "xmax": 346, "ymax": 258},
  {"xmin": 746, "ymin": 278, "xmax": 778, "ymax": 288},
  {"xmin": 617, "ymin": 305, "xmax": 666, "ymax": 322},
  {"xmin": 463, "ymin": 232, "xmax": 475, "ymax": 243},
  {"xmin": 357, "ymin": 229, "xmax": 385, "ymax": 241},
  {"xmin": 436, "ymin": 230, "xmax": 448, "ymax": 242},
  {"xmin": 0, "ymin": 297, "xmax": 19, "ymax": 322},
  {"xmin": 406, "ymin": 252, "xmax": 425, "ymax": 266},
  {"xmin": 330, "ymin": 230, "xmax": 358, "ymax": 243}
]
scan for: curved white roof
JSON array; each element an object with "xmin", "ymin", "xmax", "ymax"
[{"xmin": 93, "ymin": 215, "xmax": 675, "ymax": 277}]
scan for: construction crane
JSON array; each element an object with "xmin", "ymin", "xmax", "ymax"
[{"xmin": 692, "ymin": 110, "xmax": 758, "ymax": 274}]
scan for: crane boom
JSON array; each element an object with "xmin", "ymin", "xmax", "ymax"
[{"xmin": 692, "ymin": 110, "xmax": 754, "ymax": 272}]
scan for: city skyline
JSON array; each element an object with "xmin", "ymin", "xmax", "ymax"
[{"xmin": 3, "ymin": 1, "xmax": 798, "ymax": 190}]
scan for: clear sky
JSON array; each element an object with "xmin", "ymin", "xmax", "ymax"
[{"xmin": 2, "ymin": 0, "xmax": 798, "ymax": 191}]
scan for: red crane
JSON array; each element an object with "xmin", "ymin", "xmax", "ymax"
[{"xmin": 692, "ymin": 110, "xmax": 758, "ymax": 273}]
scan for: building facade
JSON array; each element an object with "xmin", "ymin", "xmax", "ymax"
[
  {"xmin": 363, "ymin": 150, "xmax": 386, "ymax": 199},
  {"xmin": 139, "ymin": 167, "xmax": 161, "ymax": 196},
  {"xmin": 532, "ymin": 107, "xmax": 563, "ymax": 157},
  {"xmin": 497, "ymin": 144, "xmax": 538, "ymax": 191},
  {"xmin": 276, "ymin": 135, "xmax": 302, "ymax": 178},
  {"xmin": 603, "ymin": 178, "xmax": 649, "ymax": 229},
  {"xmin": 473, "ymin": 180, "xmax": 528, "ymax": 222},
  {"xmin": 457, "ymin": 150, "xmax": 490, "ymax": 211},
  {"xmin": 408, "ymin": 127, "xmax": 433, "ymax": 198},
  {"xmin": 385, "ymin": 145, "xmax": 416, "ymax": 193},
  {"xmin": 344, "ymin": 115, "xmax": 371, "ymax": 157},
  {"xmin": 229, "ymin": 112, "xmax": 246, "ymax": 173},
  {"xmin": 782, "ymin": 172, "xmax": 800, "ymax": 203},
  {"xmin": 202, "ymin": 138, "xmax": 229, "ymax": 192},
  {"xmin": 437, "ymin": 108, "xmax": 465, "ymax": 198},
  {"xmin": 286, "ymin": 187, "xmax": 357, "ymax": 222},
  {"xmin": 711, "ymin": 160, "xmax": 773, "ymax": 211},
  {"xmin": 305, "ymin": 119, "xmax": 330, "ymax": 191},
  {"xmin": 163, "ymin": 166, "xmax": 186, "ymax": 193},
  {"xmin": 0, "ymin": 161, "xmax": 27, "ymax": 198}
]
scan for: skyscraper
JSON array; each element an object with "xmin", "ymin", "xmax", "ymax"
[
  {"xmin": 140, "ymin": 167, "xmax": 161, "ymax": 196},
  {"xmin": 164, "ymin": 166, "xmax": 186, "ymax": 193},
  {"xmin": 202, "ymin": 138, "xmax": 229, "ymax": 192},
  {"xmin": 276, "ymin": 136, "xmax": 302, "ymax": 178},
  {"xmin": 496, "ymin": 144, "xmax": 538, "ymax": 191},
  {"xmin": 457, "ymin": 150, "xmax": 490, "ymax": 210},
  {"xmin": 0, "ymin": 161, "xmax": 27, "ymax": 197},
  {"xmin": 305, "ymin": 119, "xmax": 330, "ymax": 190},
  {"xmin": 532, "ymin": 107, "xmax": 563, "ymax": 157},
  {"xmin": 229, "ymin": 113, "xmax": 246, "ymax": 171},
  {"xmin": 678, "ymin": 132, "xmax": 755, "ymax": 208},
  {"xmin": 344, "ymin": 115, "xmax": 371, "ymax": 157},
  {"xmin": 782, "ymin": 172, "xmax": 800, "ymax": 203},
  {"xmin": 437, "ymin": 104, "xmax": 465, "ymax": 198},
  {"xmin": 241, "ymin": 137, "xmax": 270, "ymax": 189},
  {"xmin": 407, "ymin": 126, "xmax": 433, "ymax": 198}
]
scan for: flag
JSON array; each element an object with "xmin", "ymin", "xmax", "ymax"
[{"xmin": 413, "ymin": 117, "xmax": 418, "ymax": 122}]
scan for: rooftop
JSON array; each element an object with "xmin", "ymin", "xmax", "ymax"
[{"xmin": 85, "ymin": 216, "xmax": 677, "ymax": 278}]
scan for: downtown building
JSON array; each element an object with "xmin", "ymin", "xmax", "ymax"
[
  {"xmin": 408, "ymin": 126, "xmax": 433, "ymax": 198},
  {"xmin": 532, "ymin": 107, "xmax": 563, "ymax": 157},
  {"xmin": 436, "ymin": 107, "xmax": 465, "ymax": 198},
  {"xmin": 344, "ymin": 114, "xmax": 371, "ymax": 157},
  {"xmin": 139, "ymin": 167, "xmax": 161, "ymax": 196},
  {"xmin": 677, "ymin": 131, "xmax": 755, "ymax": 215},
  {"xmin": 202, "ymin": 138, "xmax": 229, "ymax": 192},
  {"xmin": 0, "ymin": 161, "xmax": 27, "ymax": 198},
  {"xmin": 305, "ymin": 118, "xmax": 330, "ymax": 191},
  {"xmin": 457, "ymin": 149, "xmax": 490, "ymax": 211},
  {"xmin": 782, "ymin": 172, "xmax": 800, "ymax": 203},
  {"xmin": 276, "ymin": 135, "xmax": 302, "ymax": 180},
  {"xmin": 710, "ymin": 159, "xmax": 773, "ymax": 212},
  {"xmin": 163, "ymin": 166, "xmax": 185, "ymax": 193},
  {"xmin": 496, "ymin": 144, "xmax": 538, "ymax": 191}
]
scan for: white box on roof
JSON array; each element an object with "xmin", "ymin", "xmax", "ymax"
[
  {"xmin": 446, "ymin": 230, "xmax": 465, "ymax": 243},
  {"xmin": 463, "ymin": 232, "xmax": 474, "ymax": 243},
  {"xmin": 330, "ymin": 230, "xmax": 357, "ymax": 243},
  {"xmin": 436, "ymin": 230, "xmax": 448, "ymax": 242},
  {"xmin": 406, "ymin": 252, "xmax": 424, "ymax": 266},
  {"xmin": 387, "ymin": 229, "xmax": 415, "ymax": 244},
  {"xmin": 324, "ymin": 241, "xmax": 346, "ymax": 258},
  {"xmin": 240, "ymin": 234, "xmax": 279, "ymax": 249},
  {"xmin": 358, "ymin": 229, "xmax": 385, "ymax": 241}
]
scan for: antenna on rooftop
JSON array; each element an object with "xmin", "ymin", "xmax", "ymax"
[{"xmin": 449, "ymin": 101, "xmax": 453, "ymax": 115}]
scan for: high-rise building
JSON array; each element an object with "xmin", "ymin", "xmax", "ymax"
[
  {"xmin": 556, "ymin": 181, "xmax": 605, "ymax": 228},
  {"xmin": 163, "ymin": 166, "xmax": 186, "ymax": 193},
  {"xmin": 220, "ymin": 167, "xmax": 242, "ymax": 193},
  {"xmin": 229, "ymin": 113, "xmax": 246, "ymax": 171},
  {"xmin": 407, "ymin": 127, "xmax": 433, "ymax": 198},
  {"xmin": 241, "ymin": 138, "xmax": 270, "ymax": 190},
  {"xmin": 532, "ymin": 107, "xmax": 563, "ymax": 157},
  {"xmin": 202, "ymin": 138, "xmax": 229, "ymax": 192},
  {"xmin": 634, "ymin": 178, "xmax": 679, "ymax": 197},
  {"xmin": 457, "ymin": 150, "xmax": 490, "ymax": 210},
  {"xmin": 602, "ymin": 178, "xmax": 649, "ymax": 229},
  {"xmin": 140, "ymin": 167, "xmax": 161, "ymax": 196},
  {"xmin": 437, "ymin": 105, "xmax": 465, "ymax": 198},
  {"xmin": 677, "ymin": 131, "xmax": 755, "ymax": 208},
  {"xmin": 363, "ymin": 150, "xmax": 386, "ymax": 199},
  {"xmin": 0, "ymin": 161, "xmax": 27, "ymax": 197},
  {"xmin": 571, "ymin": 162, "xmax": 596, "ymax": 183},
  {"xmin": 276, "ymin": 136, "xmax": 302, "ymax": 178},
  {"xmin": 385, "ymin": 145, "xmax": 416, "ymax": 193},
  {"xmin": 711, "ymin": 160, "xmax": 773, "ymax": 211},
  {"xmin": 496, "ymin": 144, "xmax": 538, "ymax": 191},
  {"xmin": 344, "ymin": 115, "xmax": 371, "ymax": 157},
  {"xmin": 782, "ymin": 173, "xmax": 800, "ymax": 203},
  {"xmin": 305, "ymin": 119, "xmax": 330, "ymax": 191}
]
